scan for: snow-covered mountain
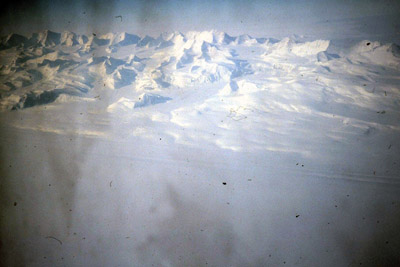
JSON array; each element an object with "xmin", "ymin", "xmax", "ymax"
[
  {"xmin": 1, "ymin": 29, "xmax": 400, "ymax": 158},
  {"xmin": 1, "ymin": 30, "xmax": 399, "ymax": 111},
  {"xmin": 0, "ymin": 29, "xmax": 398, "ymax": 183}
]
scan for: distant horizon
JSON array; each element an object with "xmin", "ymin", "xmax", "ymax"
[
  {"xmin": 2, "ymin": 26, "xmax": 400, "ymax": 47},
  {"xmin": 1, "ymin": 29, "xmax": 297, "ymax": 40},
  {"xmin": 1, "ymin": 0, "xmax": 400, "ymax": 43}
]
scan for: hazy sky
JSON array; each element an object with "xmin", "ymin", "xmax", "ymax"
[{"xmin": 1, "ymin": 0, "xmax": 400, "ymax": 41}]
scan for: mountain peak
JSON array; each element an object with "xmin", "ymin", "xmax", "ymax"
[{"xmin": 30, "ymin": 30, "xmax": 61, "ymax": 46}]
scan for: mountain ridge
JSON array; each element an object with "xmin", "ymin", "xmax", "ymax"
[{"xmin": 1, "ymin": 29, "xmax": 399, "ymax": 111}]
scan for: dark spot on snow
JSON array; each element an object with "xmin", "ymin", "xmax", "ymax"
[
  {"xmin": 388, "ymin": 144, "xmax": 392, "ymax": 149},
  {"xmin": 222, "ymin": 182, "xmax": 227, "ymax": 185},
  {"xmin": 296, "ymin": 215, "xmax": 300, "ymax": 218},
  {"xmin": 366, "ymin": 42, "xmax": 371, "ymax": 46},
  {"xmin": 296, "ymin": 163, "xmax": 299, "ymax": 165},
  {"xmin": 49, "ymin": 184, "xmax": 51, "ymax": 186},
  {"xmin": 14, "ymin": 202, "xmax": 17, "ymax": 206},
  {"xmin": 373, "ymin": 171, "xmax": 376, "ymax": 175},
  {"xmin": 248, "ymin": 179, "xmax": 252, "ymax": 181},
  {"xmin": 159, "ymin": 138, "xmax": 162, "ymax": 140},
  {"xmin": 301, "ymin": 165, "xmax": 304, "ymax": 167},
  {"xmin": 92, "ymin": 33, "xmax": 96, "ymax": 36},
  {"xmin": 335, "ymin": 205, "xmax": 338, "ymax": 208}
]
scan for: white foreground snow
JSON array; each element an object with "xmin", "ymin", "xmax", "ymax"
[{"xmin": 1, "ymin": 30, "xmax": 400, "ymax": 266}]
